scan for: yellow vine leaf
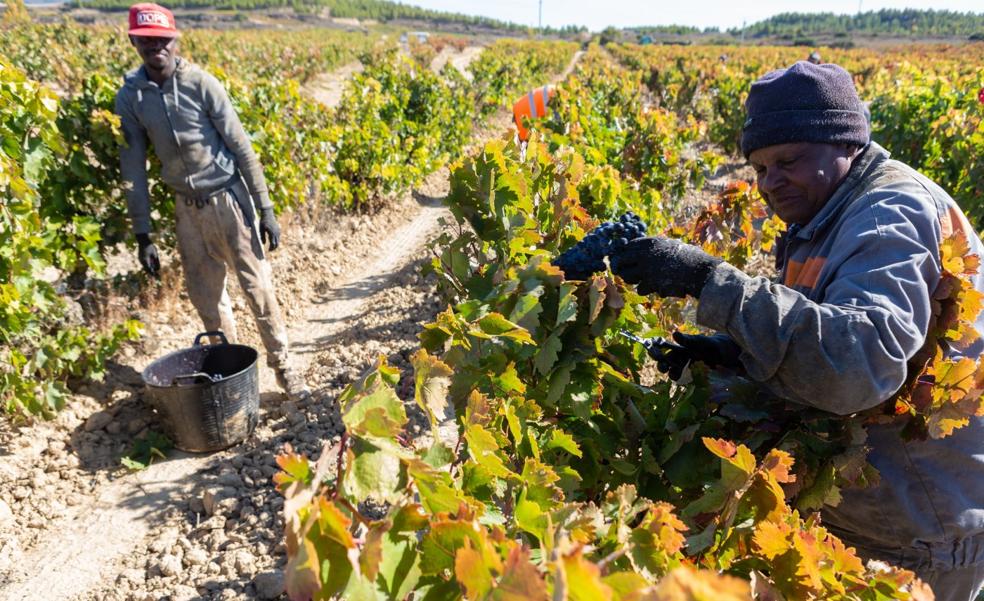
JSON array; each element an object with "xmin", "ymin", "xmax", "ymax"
[
  {"xmin": 651, "ymin": 565, "xmax": 751, "ymax": 601},
  {"xmin": 761, "ymin": 449, "xmax": 796, "ymax": 484},
  {"xmin": 752, "ymin": 519, "xmax": 793, "ymax": 560},
  {"xmin": 893, "ymin": 232, "xmax": 984, "ymax": 439},
  {"xmin": 940, "ymin": 230, "xmax": 980, "ymax": 276},
  {"xmin": 560, "ymin": 546, "xmax": 614, "ymax": 601}
]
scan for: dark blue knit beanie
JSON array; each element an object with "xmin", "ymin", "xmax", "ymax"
[{"xmin": 740, "ymin": 61, "xmax": 870, "ymax": 158}]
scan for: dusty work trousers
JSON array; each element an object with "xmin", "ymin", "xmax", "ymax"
[{"xmin": 174, "ymin": 181, "xmax": 289, "ymax": 370}]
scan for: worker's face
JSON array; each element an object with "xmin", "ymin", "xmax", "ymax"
[
  {"xmin": 749, "ymin": 142, "xmax": 858, "ymax": 226},
  {"xmin": 130, "ymin": 35, "xmax": 178, "ymax": 72}
]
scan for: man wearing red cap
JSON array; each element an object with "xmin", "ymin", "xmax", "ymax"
[{"xmin": 115, "ymin": 3, "xmax": 309, "ymax": 401}]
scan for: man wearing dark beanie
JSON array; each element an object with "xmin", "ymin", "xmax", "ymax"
[{"xmin": 610, "ymin": 61, "xmax": 984, "ymax": 600}]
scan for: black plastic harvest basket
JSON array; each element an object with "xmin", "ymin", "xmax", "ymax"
[{"xmin": 142, "ymin": 331, "xmax": 259, "ymax": 452}]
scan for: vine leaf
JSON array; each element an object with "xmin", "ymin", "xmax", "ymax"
[
  {"xmin": 560, "ymin": 546, "xmax": 614, "ymax": 601},
  {"xmin": 497, "ymin": 545, "xmax": 548, "ymax": 600},
  {"xmin": 412, "ymin": 349, "xmax": 453, "ymax": 427},
  {"xmin": 454, "ymin": 539, "xmax": 494, "ymax": 598},
  {"xmin": 651, "ymin": 564, "xmax": 751, "ymax": 601}
]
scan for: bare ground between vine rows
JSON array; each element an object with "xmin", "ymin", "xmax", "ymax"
[{"xmin": 304, "ymin": 45, "xmax": 485, "ymax": 110}]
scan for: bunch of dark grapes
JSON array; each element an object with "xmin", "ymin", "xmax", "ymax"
[{"xmin": 552, "ymin": 212, "xmax": 648, "ymax": 280}]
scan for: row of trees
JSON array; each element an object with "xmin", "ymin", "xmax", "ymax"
[
  {"xmin": 625, "ymin": 25, "xmax": 706, "ymax": 36},
  {"xmin": 734, "ymin": 8, "xmax": 984, "ymax": 38}
]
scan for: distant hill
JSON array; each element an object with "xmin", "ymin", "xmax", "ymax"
[
  {"xmin": 66, "ymin": 0, "xmax": 587, "ymax": 36},
  {"xmin": 733, "ymin": 9, "xmax": 984, "ymax": 39}
]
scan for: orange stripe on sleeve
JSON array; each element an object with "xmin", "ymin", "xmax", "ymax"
[
  {"xmin": 784, "ymin": 257, "xmax": 826, "ymax": 289},
  {"xmin": 784, "ymin": 259, "xmax": 804, "ymax": 287}
]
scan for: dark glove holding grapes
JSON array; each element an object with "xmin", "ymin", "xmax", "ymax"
[
  {"xmin": 552, "ymin": 212, "xmax": 648, "ymax": 280},
  {"xmin": 657, "ymin": 332, "xmax": 742, "ymax": 379},
  {"xmin": 609, "ymin": 236, "xmax": 721, "ymax": 298}
]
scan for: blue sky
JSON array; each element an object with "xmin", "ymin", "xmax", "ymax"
[{"xmin": 401, "ymin": 0, "xmax": 984, "ymax": 31}]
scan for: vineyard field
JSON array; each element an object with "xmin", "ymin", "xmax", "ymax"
[{"xmin": 2, "ymin": 14, "xmax": 984, "ymax": 601}]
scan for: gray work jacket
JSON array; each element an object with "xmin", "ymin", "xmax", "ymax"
[
  {"xmin": 698, "ymin": 142, "xmax": 984, "ymax": 571},
  {"xmin": 114, "ymin": 58, "xmax": 272, "ymax": 235}
]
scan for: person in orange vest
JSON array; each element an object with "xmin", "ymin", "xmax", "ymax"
[{"xmin": 512, "ymin": 85, "xmax": 557, "ymax": 142}]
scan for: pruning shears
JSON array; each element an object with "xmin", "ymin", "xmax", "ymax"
[{"xmin": 619, "ymin": 330, "xmax": 693, "ymax": 384}]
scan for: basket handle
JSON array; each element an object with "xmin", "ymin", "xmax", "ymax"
[
  {"xmin": 172, "ymin": 372, "xmax": 216, "ymax": 386},
  {"xmin": 193, "ymin": 331, "xmax": 229, "ymax": 346}
]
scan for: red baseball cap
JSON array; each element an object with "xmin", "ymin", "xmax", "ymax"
[{"xmin": 128, "ymin": 3, "xmax": 179, "ymax": 37}]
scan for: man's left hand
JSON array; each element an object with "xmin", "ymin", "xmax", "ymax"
[
  {"xmin": 649, "ymin": 332, "xmax": 742, "ymax": 380},
  {"xmin": 610, "ymin": 236, "xmax": 721, "ymax": 298},
  {"xmin": 259, "ymin": 207, "xmax": 280, "ymax": 251}
]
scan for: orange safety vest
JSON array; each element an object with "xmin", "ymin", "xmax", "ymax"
[{"xmin": 513, "ymin": 85, "xmax": 555, "ymax": 142}]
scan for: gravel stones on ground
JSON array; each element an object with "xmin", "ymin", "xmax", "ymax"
[
  {"xmin": 119, "ymin": 567, "xmax": 146, "ymax": 585},
  {"xmin": 170, "ymin": 584, "xmax": 199, "ymax": 601},
  {"xmin": 216, "ymin": 470, "xmax": 244, "ymax": 488},
  {"xmin": 158, "ymin": 554, "xmax": 183, "ymax": 577},
  {"xmin": 202, "ymin": 487, "xmax": 239, "ymax": 516},
  {"xmin": 232, "ymin": 548, "xmax": 256, "ymax": 575},
  {"xmin": 0, "ymin": 499, "xmax": 13, "ymax": 526},
  {"xmin": 183, "ymin": 547, "xmax": 209, "ymax": 567}
]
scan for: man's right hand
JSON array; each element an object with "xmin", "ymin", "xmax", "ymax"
[
  {"xmin": 609, "ymin": 236, "xmax": 721, "ymax": 299},
  {"xmin": 136, "ymin": 233, "xmax": 160, "ymax": 277}
]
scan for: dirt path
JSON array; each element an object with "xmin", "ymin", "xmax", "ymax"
[
  {"xmin": 560, "ymin": 50, "xmax": 585, "ymax": 81},
  {"xmin": 430, "ymin": 45, "xmax": 484, "ymax": 80},
  {"xmin": 303, "ymin": 61, "xmax": 363, "ymax": 109},
  {"xmin": 305, "ymin": 45, "xmax": 485, "ymax": 110}
]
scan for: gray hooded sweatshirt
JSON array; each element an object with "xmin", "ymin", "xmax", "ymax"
[
  {"xmin": 698, "ymin": 141, "xmax": 984, "ymax": 572},
  {"xmin": 115, "ymin": 58, "xmax": 272, "ymax": 235}
]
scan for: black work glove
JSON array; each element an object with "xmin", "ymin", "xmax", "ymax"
[
  {"xmin": 656, "ymin": 332, "xmax": 742, "ymax": 380},
  {"xmin": 259, "ymin": 207, "xmax": 280, "ymax": 251},
  {"xmin": 135, "ymin": 233, "xmax": 160, "ymax": 277},
  {"xmin": 609, "ymin": 236, "xmax": 721, "ymax": 298}
]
